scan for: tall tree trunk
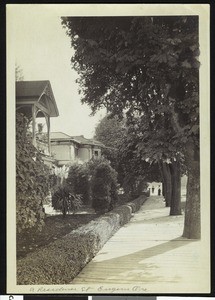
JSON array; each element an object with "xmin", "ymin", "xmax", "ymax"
[
  {"xmin": 158, "ymin": 160, "xmax": 166, "ymax": 197},
  {"xmin": 62, "ymin": 198, "xmax": 66, "ymax": 218},
  {"xmin": 162, "ymin": 179, "xmax": 166, "ymax": 197},
  {"xmin": 183, "ymin": 141, "xmax": 200, "ymax": 239},
  {"xmin": 169, "ymin": 160, "xmax": 182, "ymax": 215},
  {"xmin": 161, "ymin": 162, "xmax": 172, "ymax": 207}
]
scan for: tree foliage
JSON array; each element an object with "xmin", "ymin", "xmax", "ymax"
[
  {"xmin": 117, "ymin": 124, "xmax": 162, "ymax": 198},
  {"xmin": 63, "ymin": 16, "xmax": 200, "ymax": 238},
  {"xmin": 52, "ymin": 184, "xmax": 82, "ymax": 217},
  {"xmin": 15, "ymin": 63, "xmax": 24, "ymax": 81},
  {"xmin": 94, "ymin": 114, "xmax": 126, "ymax": 173},
  {"xmin": 89, "ymin": 158, "xmax": 119, "ymax": 213},
  {"xmin": 16, "ymin": 113, "xmax": 50, "ymax": 232},
  {"xmin": 94, "ymin": 114, "xmax": 160, "ymax": 197},
  {"xmin": 66, "ymin": 163, "xmax": 91, "ymax": 205},
  {"xmin": 94, "ymin": 114, "xmax": 126, "ymax": 149},
  {"xmin": 62, "ymin": 16, "xmax": 198, "ymax": 138}
]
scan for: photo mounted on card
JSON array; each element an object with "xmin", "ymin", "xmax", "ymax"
[{"xmin": 6, "ymin": 3, "xmax": 210, "ymax": 294}]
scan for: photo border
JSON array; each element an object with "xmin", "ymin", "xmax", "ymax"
[{"xmin": 6, "ymin": 2, "xmax": 211, "ymax": 295}]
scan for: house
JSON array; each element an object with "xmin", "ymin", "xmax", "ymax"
[
  {"xmin": 50, "ymin": 132, "xmax": 104, "ymax": 166},
  {"xmin": 147, "ymin": 181, "xmax": 163, "ymax": 196},
  {"xmin": 16, "ymin": 80, "xmax": 59, "ymax": 167}
]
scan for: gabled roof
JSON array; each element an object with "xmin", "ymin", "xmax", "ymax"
[
  {"xmin": 71, "ymin": 135, "xmax": 104, "ymax": 146},
  {"xmin": 50, "ymin": 132, "xmax": 104, "ymax": 147},
  {"xmin": 16, "ymin": 80, "xmax": 49, "ymax": 98},
  {"xmin": 50, "ymin": 132, "xmax": 72, "ymax": 140},
  {"xmin": 16, "ymin": 80, "xmax": 59, "ymax": 117}
]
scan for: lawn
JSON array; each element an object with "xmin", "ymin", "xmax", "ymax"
[
  {"xmin": 16, "ymin": 194, "xmax": 143, "ymax": 259},
  {"xmin": 17, "ymin": 213, "xmax": 99, "ymax": 259}
]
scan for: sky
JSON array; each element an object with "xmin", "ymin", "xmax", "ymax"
[
  {"xmin": 12, "ymin": 6, "xmax": 106, "ymax": 138},
  {"xmin": 9, "ymin": 4, "xmax": 208, "ymax": 142}
]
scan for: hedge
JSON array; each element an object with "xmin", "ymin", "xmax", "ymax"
[{"xmin": 17, "ymin": 195, "xmax": 147, "ymax": 285}]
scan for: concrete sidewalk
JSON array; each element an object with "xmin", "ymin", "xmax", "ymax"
[{"xmin": 71, "ymin": 196, "xmax": 210, "ymax": 293}]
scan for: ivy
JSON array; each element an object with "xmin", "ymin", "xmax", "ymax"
[{"xmin": 16, "ymin": 113, "xmax": 50, "ymax": 233}]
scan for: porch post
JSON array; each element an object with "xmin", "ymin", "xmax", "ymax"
[
  {"xmin": 47, "ymin": 115, "xmax": 51, "ymax": 155},
  {"xmin": 32, "ymin": 104, "xmax": 36, "ymax": 147}
]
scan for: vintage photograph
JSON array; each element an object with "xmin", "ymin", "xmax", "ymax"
[{"xmin": 7, "ymin": 4, "xmax": 210, "ymax": 294}]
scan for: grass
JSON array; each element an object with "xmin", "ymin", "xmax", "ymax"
[
  {"xmin": 17, "ymin": 194, "xmax": 135, "ymax": 259},
  {"xmin": 17, "ymin": 213, "xmax": 99, "ymax": 259},
  {"xmin": 17, "ymin": 196, "xmax": 147, "ymax": 284},
  {"xmin": 17, "ymin": 193, "xmax": 184, "ymax": 260},
  {"xmin": 17, "ymin": 192, "xmax": 148, "ymax": 259}
]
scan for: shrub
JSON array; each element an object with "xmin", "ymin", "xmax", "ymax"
[
  {"xmin": 49, "ymin": 173, "xmax": 61, "ymax": 195},
  {"xmin": 91, "ymin": 178, "xmax": 111, "ymax": 213},
  {"xmin": 122, "ymin": 174, "xmax": 148, "ymax": 199},
  {"xmin": 52, "ymin": 184, "xmax": 83, "ymax": 217},
  {"xmin": 17, "ymin": 232, "xmax": 98, "ymax": 285},
  {"xmin": 17, "ymin": 195, "xmax": 147, "ymax": 285},
  {"xmin": 90, "ymin": 160, "xmax": 119, "ymax": 213},
  {"xmin": 16, "ymin": 113, "xmax": 50, "ymax": 233},
  {"xmin": 107, "ymin": 205, "xmax": 132, "ymax": 226},
  {"xmin": 66, "ymin": 163, "xmax": 91, "ymax": 205}
]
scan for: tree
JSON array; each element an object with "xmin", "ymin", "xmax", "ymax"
[
  {"xmin": 117, "ymin": 122, "xmax": 162, "ymax": 198},
  {"xmin": 126, "ymin": 113, "xmax": 182, "ymax": 215},
  {"xmin": 95, "ymin": 111, "xmax": 182, "ymax": 213},
  {"xmin": 94, "ymin": 114, "xmax": 126, "ymax": 149},
  {"xmin": 94, "ymin": 114, "xmax": 126, "ymax": 176},
  {"xmin": 52, "ymin": 184, "xmax": 82, "ymax": 217},
  {"xmin": 51, "ymin": 165, "xmax": 83, "ymax": 216},
  {"xmin": 66, "ymin": 164, "xmax": 91, "ymax": 205},
  {"xmin": 62, "ymin": 16, "xmax": 200, "ymax": 238},
  {"xmin": 90, "ymin": 159, "xmax": 119, "ymax": 213},
  {"xmin": 94, "ymin": 115, "xmax": 160, "ymax": 198},
  {"xmin": 15, "ymin": 63, "xmax": 24, "ymax": 81}
]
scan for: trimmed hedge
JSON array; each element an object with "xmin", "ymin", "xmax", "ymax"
[
  {"xmin": 107, "ymin": 205, "xmax": 132, "ymax": 226},
  {"xmin": 17, "ymin": 233, "xmax": 97, "ymax": 285},
  {"xmin": 17, "ymin": 195, "xmax": 147, "ymax": 285},
  {"xmin": 127, "ymin": 196, "xmax": 147, "ymax": 213}
]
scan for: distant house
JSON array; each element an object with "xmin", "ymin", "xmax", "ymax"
[
  {"xmin": 16, "ymin": 80, "xmax": 59, "ymax": 167},
  {"xmin": 147, "ymin": 181, "xmax": 162, "ymax": 196},
  {"xmin": 50, "ymin": 132, "xmax": 104, "ymax": 166}
]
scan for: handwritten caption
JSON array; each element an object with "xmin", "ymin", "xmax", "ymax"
[{"xmin": 29, "ymin": 285, "xmax": 148, "ymax": 293}]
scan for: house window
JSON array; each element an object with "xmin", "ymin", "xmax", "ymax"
[
  {"xmin": 94, "ymin": 150, "xmax": 99, "ymax": 157},
  {"xmin": 75, "ymin": 148, "xmax": 78, "ymax": 157}
]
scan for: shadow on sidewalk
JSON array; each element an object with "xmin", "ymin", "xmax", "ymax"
[{"xmin": 76, "ymin": 237, "xmax": 198, "ymax": 282}]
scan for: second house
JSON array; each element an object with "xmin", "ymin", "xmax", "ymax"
[{"xmin": 50, "ymin": 132, "xmax": 104, "ymax": 166}]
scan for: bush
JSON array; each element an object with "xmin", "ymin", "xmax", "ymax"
[
  {"xmin": 16, "ymin": 113, "xmax": 50, "ymax": 233},
  {"xmin": 17, "ymin": 195, "xmax": 147, "ymax": 285},
  {"xmin": 91, "ymin": 178, "xmax": 111, "ymax": 213},
  {"xmin": 52, "ymin": 184, "xmax": 83, "ymax": 216},
  {"xmin": 17, "ymin": 232, "xmax": 98, "ymax": 285},
  {"xmin": 127, "ymin": 196, "xmax": 147, "ymax": 212},
  {"xmin": 66, "ymin": 164, "xmax": 91, "ymax": 205},
  {"xmin": 107, "ymin": 205, "xmax": 132, "ymax": 226},
  {"xmin": 49, "ymin": 173, "xmax": 61, "ymax": 195},
  {"xmin": 90, "ymin": 160, "xmax": 119, "ymax": 213},
  {"xmin": 122, "ymin": 174, "xmax": 148, "ymax": 199}
]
